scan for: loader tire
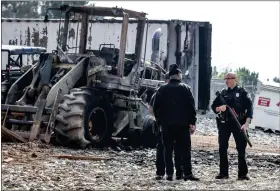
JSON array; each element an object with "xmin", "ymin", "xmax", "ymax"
[
  {"xmin": 141, "ymin": 114, "xmax": 157, "ymax": 148},
  {"xmin": 54, "ymin": 87, "xmax": 113, "ymax": 149}
]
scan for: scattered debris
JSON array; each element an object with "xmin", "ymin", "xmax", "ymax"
[
  {"xmin": 31, "ymin": 152, "xmax": 38, "ymax": 158},
  {"xmin": 1, "ymin": 115, "xmax": 280, "ymax": 190},
  {"xmin": 51, "ymin": 154, "xmax": 111, "ymax": 161},
  {"xmin": 1, "ymin": 126, "xmax": 27, "ymax": 143},
  {"xmin": 3, "ymin": 158, "xmax": 14, "ymax": 163}
]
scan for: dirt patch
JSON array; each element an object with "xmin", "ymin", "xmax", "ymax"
[{"xmin": 191, "ymin": 134, "xmax": 280, "ymax": 154}]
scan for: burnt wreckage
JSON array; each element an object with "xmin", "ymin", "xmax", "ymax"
[{"xmin": 1, "ymin": 5, "xmax": 212, "ymax": 148}]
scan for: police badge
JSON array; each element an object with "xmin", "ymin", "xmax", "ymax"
[{"xmin": 236, "ymin": 93, "xmax": 239, "ymax": 97}]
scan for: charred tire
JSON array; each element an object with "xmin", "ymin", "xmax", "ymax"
[
  {"xmin": 54, "ymin": 87, "xmax": 113, "ymax": 149},
  {"xmin": 141, "ymin": 114, "xmax": 158, "ymax": 148}
]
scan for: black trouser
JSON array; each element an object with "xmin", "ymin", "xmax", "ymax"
[
  {"xmin": 174, "ymin": 141, "xmax": 184, "ymax": 177},
  {"xmin": 161, "ymin": 126, "xmax": 192, "ymax": 176},
  {"xmin": 156, "ymin": 131, "xmax": 183, "ymax": 176},
  {"xmin": 218, "ymin": 120, "xmax": 248, "ymax": 177},
  {"xmin": 156, "ymin": 131, "xmax": 165, "ymax": 176}
]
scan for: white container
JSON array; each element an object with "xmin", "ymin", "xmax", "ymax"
[{"xmin": 250, "ymin": 80, "xmax": 280, "ymax": 132}]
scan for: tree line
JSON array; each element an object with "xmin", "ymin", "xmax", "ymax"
[
  {"xmin": 1, "ymin": 1, "xmax": 89, "ymax": 19},
  {"xmin": 212, "ymin": 66, "xmax": 280, "ymax": 85}
]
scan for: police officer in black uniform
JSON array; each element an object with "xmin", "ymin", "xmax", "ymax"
[
  {"xmin": 149, "ymin": 73, "xmax": 184, "ymax": 180},
  {"xmin": 153, "ymin": 64, "xmax": 199, "ymax": 181},
  {"xmin": 211, "ymin": 72, "xmax": 253, "ymax": 180}
]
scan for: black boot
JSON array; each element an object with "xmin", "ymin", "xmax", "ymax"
[
  {"xmin": 238, "ymin": 175, "xmax": 250, "ymax": 180},
  {"xmin": 215, "ymin": 174, "xmax": 229, "ymax": 179},
  {"xmin": 184, "ymin": 174, "xmax": 200, "ymax": 181},
  {"xmin": 176, "ymin": 171, "xmax": 184, "ymax": 180},
  {"xmin": 155, "ymin": 175, "xmax": 163, "ymax": 180},
  {"xmin": 166, "ymin": 175, "xmax": 173, "ymax": 181}
]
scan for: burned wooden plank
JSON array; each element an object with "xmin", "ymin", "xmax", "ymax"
[
  {"xmin": 44, "ymin": 89, "xmax": 61, "ymax": 143},
  {"xmin": 1, "ymin": 126, "xmax": 27, "ymax": 143},
  {"xmin": 29, "ymin": 99, "xmax": 46, "ymax": 141},
  {"xmin": 13, "ymin": 131, "xmax": 45, "ymax": 140},
  {"xmin": 8, "ymin": 119, "xmax": 48, "ymax": 126},
  {"xmin": 10, "ymin": 112, "xmax": 26, "ymax": 117},
  {"xmin": 1, "ymin": 104, "xmax": 38, "ymax": 113},
  {"xmin": 1, "ymin": 104, "xmax": 52, "ymax": 115}
]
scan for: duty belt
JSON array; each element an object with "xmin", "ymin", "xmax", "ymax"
[{"xmin": 217, "ymin": 110, "xmax": 246, "ymax": 123}]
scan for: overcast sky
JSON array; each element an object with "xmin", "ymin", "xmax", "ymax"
[{"xmin": 92, "ymin": 1, "xmax": 279, "ymax": 80}]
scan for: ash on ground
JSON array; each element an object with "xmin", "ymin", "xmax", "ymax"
[{"xmin": 1, "ymin": 113, "xmax": 280, "ymax": 190}]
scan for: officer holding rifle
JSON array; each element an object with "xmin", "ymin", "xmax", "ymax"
[{"xmin": 211, "ymin": 72, "xmax": 253, "ymax": 180}]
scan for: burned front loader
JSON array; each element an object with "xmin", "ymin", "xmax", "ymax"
[{"xmin": 1, "ymin": 5, "xmax": 165, "ymax": 148}]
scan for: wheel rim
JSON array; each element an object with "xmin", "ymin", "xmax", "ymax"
[{"xmin": 88, "ymin": 107, "xmax": 107, "ymax": 142}]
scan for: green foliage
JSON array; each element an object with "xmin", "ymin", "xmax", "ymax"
[
  {"xmin": 273, "ymin": 77, "xmax": 280, "ymax": 83},
  {"xmin": 213, "ymin": 66, "xmax": 259, "ymax": 86},
  {"xmin": 40, "ymin": 1, "xmax": 89, "ymax": 19},
  {"xmin": 217, "ymin": 67, "xmax": 232, "ymax": 79},
  {"xmin": 1, "ymin": 1, "xmax": 40, "ymax": 18},
  {"xmin": 211, "ymin": 66, "xmax": 219, "ymax": 78},
  {"xmin": 1, "ymin": 1, "xmax": 89, "ymax": 19},
  {"xmin": 234, "ymin": 67, "xmax": 259, "ymax": 86}
]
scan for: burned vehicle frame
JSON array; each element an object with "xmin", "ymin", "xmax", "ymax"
[
  {"xmin": 1, "ymin": 5, "xmax": 165, "ymax": 148},
  {"xmin": 1, "ymin": 45, "xmax": 47, "ymax": 103}
]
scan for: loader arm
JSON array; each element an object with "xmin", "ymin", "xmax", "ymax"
[
  {"xmin": 5, "ymin": 63, "xmax": 38, "ymax": 104},
  {"xmin": 45, "ymin": 57, "xmax": 88, "ymax": 108}
]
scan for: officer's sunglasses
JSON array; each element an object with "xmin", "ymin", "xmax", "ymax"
[{"xmin": 224, "ymin": 77, "xmax": 236, "ymax": 80}]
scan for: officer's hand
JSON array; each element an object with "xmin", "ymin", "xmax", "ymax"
[
  {"xmin": 241, "ymin": 123, "xmax": 249, "ymax": 132},
  {"xmin": 220, "ymin": 105, "xmax": 226, "ymax": 112},
  {"xmin": 189, "ymin": 124, "xmax": 196, "ymax": 134}
]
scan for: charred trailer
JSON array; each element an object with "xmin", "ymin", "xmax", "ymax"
[
  {"xmin": 165, "ymin": 20, "xmax": 212, "ymax": 112},
  {"xmin": 1, "ymin": 18, "xmax": 212, "ymax": 112}
]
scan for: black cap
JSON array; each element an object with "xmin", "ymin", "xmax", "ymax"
[{"xmin": 168, "ymin": 64, "xmax": 182, "ymax": 76}]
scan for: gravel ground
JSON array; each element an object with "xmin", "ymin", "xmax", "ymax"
[{"xmin": 1, "ymin": 114, "xmax": 280, "ymax": 190}]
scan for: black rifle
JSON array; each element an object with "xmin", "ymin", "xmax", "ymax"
[{"xmin": 216, "ymin": 91, "xmax": 253, "ymax": 147}]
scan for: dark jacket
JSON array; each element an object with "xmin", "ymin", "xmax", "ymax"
[
  {"xmin": 149, "ymin": 88, "xmax": 159, "ymax": 107},
  {"xmin": 153, "ymin": 79, "xmax": 197, "ymax": 127},
  {"xmin": 211, "ymin": 85, "xmax": 253, "ymax": 121}
]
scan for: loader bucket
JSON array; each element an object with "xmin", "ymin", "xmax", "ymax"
[{"xmin": 1, "ymin": 89, "xmax": 62, "ymax": 143}]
